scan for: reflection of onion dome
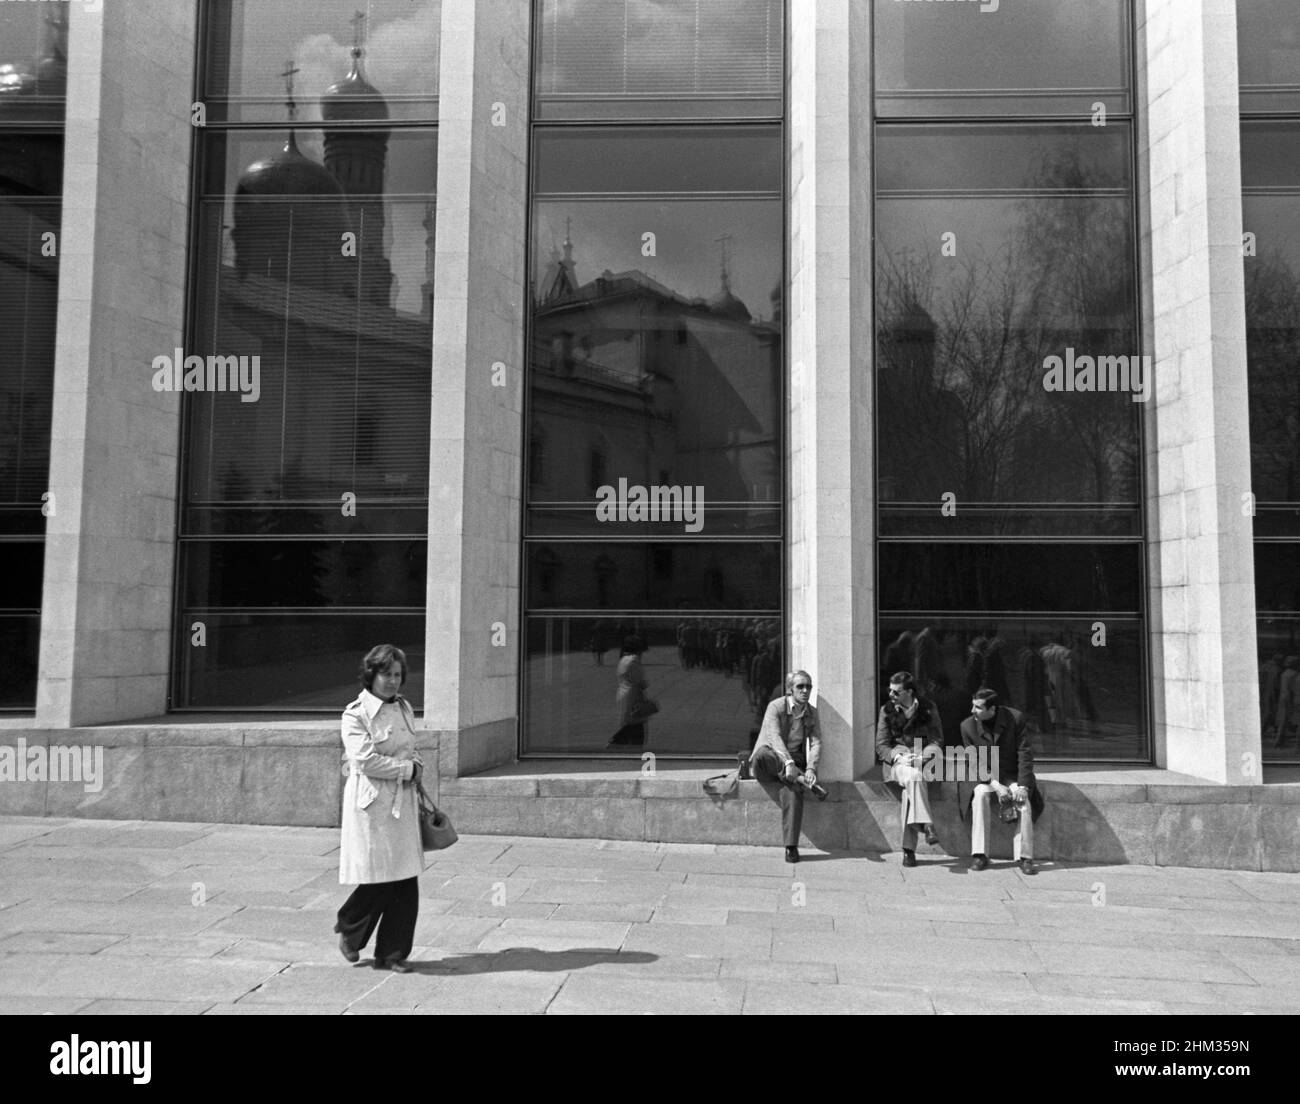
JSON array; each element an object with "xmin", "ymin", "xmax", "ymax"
[
  {"xmin": 231, "ymin": 132, "xmax": 353, "ymax": 292},
  {"xmin": 236, "ymin": 132, "xmax": 348, "ymax": 199},
  {"xmin": 321, "ymin": 48, "xmax": 390, "ymax": 125},
  {"xmin": 709, "ymin": 283, "xmax": 752, "ymax": 323}
]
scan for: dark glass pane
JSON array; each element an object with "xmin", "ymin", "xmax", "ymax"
[
  {"xmin": 874, "ymin": 0, "xmax": 1130, "ymax": 117},
  {"xmin": 526, "ymin": 542, "xmax": 780, "ymax": 611},
  {"xmin": 876, "ymin": 129, "xmax": 1139, "ymax": 532},
  {"xmin": 0, "ymin": 612, "xmax": 39, "ymax": 710},
  {"xmin": 528, "ymin": 195, "xmax": 781, "ymax": 535},
  {"xmin": 0, "ymin": 1, "xmax": 68, "ymax": 125},
  {"xmin": 878, "ymin": 543, "xmax": 1142, "ymax": 613},
  {"xmin": 522, "ymin": 614, "xmax": 781, "ymax": 754},
  {"xmin": 173, "ymin": 612, "xmax": 425, "ymax": 710},
  {"xmin": 534, "ymin": 127, "xmax": 781, "ymax": 195},
  {"xmin": 200, "ymin": 0, "xmax": 439, "ymax": 123},
  {"xmin": 878, "ymin": 617, "xmax": 1145, "ymax": 758},
  {"xmin": 182, "ymin": 127, "xmax": 434, "ymax": 537},
  {"xmin": 1238, "ymin": 0, "xmax": 1300, "ymax": 112},
  {"xmin": 180, "ymin": 540, "xmax": 427, "ymax": 608},
  {"xmin": 1255, "ymin": 617, "xmax": 1300, "ymax": 762},
  {"xmin": 1243, "ymin": 124, "xmax": 1300, "ymax": 518},
  {"xmin": 0, "ymin": 195, "xmax": 58, "ymax": 535},
  {"xmin": 535, "ymin": 0, "xmax": 783, "ymax": 120},
  {"xmin": 0, "ymin": 540, "xmax": 42, "ymax": 610},
  {"xmin": 0, "ymin": 132, "xmax": 63, "ymax": 195}
]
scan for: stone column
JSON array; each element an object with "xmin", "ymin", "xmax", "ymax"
[
  {"xmin": 425, "ymin": 0, "xmax": 529, "ymax": 776},
  {"xmin": 787, "ymin": 0, "xmax": 875, "ymax": 781},
  {"xmin": 1139, "ymin": 0, "xmax": 1259, "ymax": 783},
  {"xmin": 36, "ymin": 0, "xmax": 197, "ymax": 727}
]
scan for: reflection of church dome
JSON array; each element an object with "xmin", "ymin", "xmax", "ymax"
[
  {"xmin": 236, "ymin": 132, "xmax": 347, "ymax": 199},
  {"xmin": 321, "ymin": 49, "xmax": 389, "ymax": 124},
  {"xmin": 709, "ymin": 285, "xmax": 751, "ymax": 323}
]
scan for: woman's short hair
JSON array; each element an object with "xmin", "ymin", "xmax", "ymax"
[
  {"xmin": 360, "ymin": 644, "xmax": 408, "ymax": 690},
  {"xmin": 972, "ymin": 687, "xmax": 999, "ymax": 708},
  {"xmin": 889, "ymin": 671, "xmax": 916, "ymax": 692}
]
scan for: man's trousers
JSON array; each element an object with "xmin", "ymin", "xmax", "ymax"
[
  {"xmin": 970, "ymin": 784, "xmax": 1033, "ymax": 860},
  {"xmin": 753, "ymin": 746, "xmax": 807, "ymax": 847}
]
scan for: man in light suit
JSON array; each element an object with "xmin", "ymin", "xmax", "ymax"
[
  {"xmin": 959, "ymin": 688, "xmax": 1044, "ymax": 876},
  {"xmin": 750, "ymin": 670, "xmax": 828, "ymax": 863}
]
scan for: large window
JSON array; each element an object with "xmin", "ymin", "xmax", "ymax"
[
  {"xmin": 0, "ymin": 1, "xmax": 66, "ymax": 710},
  {"xmin": 1240, "ymin": 0, "xmax": 1300, "ymax": 763},
  {"xmin": 873, "ymin": 0, "xmax": 1147, "ymax": 758},
  {"xmin": 524, "ymin": 0, "xmax": 784, "ymax": 755},
  {"xmin": 174, "ymin": 1, "xmax": 440, "ymax": 710}
]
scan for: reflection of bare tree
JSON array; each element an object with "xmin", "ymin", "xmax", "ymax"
[
  {"xmin": 876, "ymin": 146, "xmax": 1139, "ymax": 534},
  {"xmin": 1246, "ymin": 252, "xmax": 1300, "ymax": 502}
]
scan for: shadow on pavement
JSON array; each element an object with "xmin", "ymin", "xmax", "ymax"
[{"xmin": 387, "ymin": 948, "xmax": 659, "ymax": 975}]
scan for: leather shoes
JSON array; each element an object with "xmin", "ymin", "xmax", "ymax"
[
  {"xmin": 784, "ymin": 846, "xmax": 800, "ymax": 864},
  {"xmin": 375, "ymin": 956, "xmax": 413, "ymax": 973},
  {"xmin": 923, "ymin": 824, "xmax": 940, "ymax": 846},
  {"xmin": 901, "ymin": 848, "xmax": 917, "ymax": 868},
  {"xmin": 1019, "ymin": 858, "xmax": 1037, "ymax": 876},
  {"xmin": 971, "ymin": 853, "xmax": 989, "ymax": 872},
  {"xmin": 808, "ymin": 782, "xmax": 829, "ymax": 802},
  {"xmin": 337, "ymin": 934, "xmax": 359, "ymax": 963}
]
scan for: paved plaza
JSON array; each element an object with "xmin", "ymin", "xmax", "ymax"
[{"xmin": 0, "ymin": 816, "xmax": 1297, "ymax": 1015}]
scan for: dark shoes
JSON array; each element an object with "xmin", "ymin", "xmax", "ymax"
[
  {"xmin": 785, "ymin": 846, "xmax": 800, "ymax": 864},
  {"xmin": 338, "ymin": 934, "xmax": 359, "ymax": 963},
  {"xmin": 901, "ymin": 848, "xmax": 917, "ymax": 868},
  {"xmin": 808, "ymin": 782, "xmax": 829, "ymax": 802},
  {"xmin": 1019, "ymin": 858, "xmax": 1037, "ymax": 876},
  {"xmin": 971, "ymin": 853, "xmax": 990, "ymax": 872},
  {"xmin": 374, "ymin": 956, "xmax": 414, "ymax": 973},
  {"xmin": 923, "ymin": 824, "xmax": 940, "ymax": 847}
]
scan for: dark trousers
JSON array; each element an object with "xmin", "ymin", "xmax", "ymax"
[
  {"xmin": 753, "ymin": 746, "xmax": 807, "ymax": 847},
  {"xmin": 335, "ymin": 877, "xmax": 419, "ymax": 962}
]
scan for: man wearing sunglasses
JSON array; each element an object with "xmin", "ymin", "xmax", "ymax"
[{"xmin": 749, "ymin": 669, "xmax": 828, "ymax": 863}]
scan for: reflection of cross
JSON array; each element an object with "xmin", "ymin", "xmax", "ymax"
[
  {"xmin": 280, "ymin": 59, "xmax": 301, "ymax": 120},
  {"xmin": 350, "ymin": 10, "xmax": 368, "ymax": 53}
]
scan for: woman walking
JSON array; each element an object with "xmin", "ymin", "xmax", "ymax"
[
  {"xmin": 609, "ymin": 635, "xmax": 653, "ymax": 747},
  {"xmin": 334, "ymin": 644, "xmax": 425, "ymax": 972}
]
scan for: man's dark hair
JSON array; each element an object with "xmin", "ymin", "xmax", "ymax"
[
  {"xmin": 889, "ymin": 671, "xmax": 916, "ymax": 692},
  {"xmin": 973, "ymin": 687, "xmax": 999, "ymax": 708}
]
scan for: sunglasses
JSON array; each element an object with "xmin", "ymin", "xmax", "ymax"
[{"xmin": 793, "ymin": 683, "xmax": 812, "ymax": 690}]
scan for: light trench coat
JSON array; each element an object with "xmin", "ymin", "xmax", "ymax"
[{"xmin": 338, "ymin": 689, "xmax": 426, "ymax": 885}]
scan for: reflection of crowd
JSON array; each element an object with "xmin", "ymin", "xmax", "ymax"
[
  {"xmin": 1261, "ymin": 653, "xmax": 1300, "ymax": 748},
  {"xmin": 674, "ymin": 618, "xmax": 783, "ymax": 724},
  {"xmin": 881, "ymin": 628, "xmax": 1099, "ymax": 745}
]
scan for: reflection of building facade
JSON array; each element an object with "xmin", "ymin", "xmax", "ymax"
[{"xmin": 0, "ymin": 2, "xmax": 1296, "ymax": 866}]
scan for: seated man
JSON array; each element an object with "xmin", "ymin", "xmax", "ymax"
[
  {"xmin": 875, "ymin": 671, "xmax": 943, "ymax": 868},
  {"xmin": 959, "ymin": 688, "xmax": 1044, "ymax": 875},
  {"xmin": 749, "ymin": 670, "xmax": 828, "ymax": 863}
]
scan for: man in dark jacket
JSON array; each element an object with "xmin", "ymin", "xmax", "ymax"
[{"xmin": 958, "ymin": 688, "xmax": 1044, "ymax": 875}]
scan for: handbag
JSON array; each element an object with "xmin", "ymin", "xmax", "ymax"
[
  {"xmin": 630, "ymin": 697, "xmax": 660, "ymax": 720},
  {"xmin": 998, "ymin": 792, "xmax": 1023, "ymax": 823},
  {"xmin": 415, "ymin": 777, "xmax": 459, "ymax": 851},
  {"xmin": 702, "ymin": 769, "xmax": 739, "ymax": 798}
]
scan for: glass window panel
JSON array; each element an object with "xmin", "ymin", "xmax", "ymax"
[
  {"xmin": 522, "ymin": 614, "xmax": 781, "ymax": 754},
  {"xmin": 876, "ymin": 129, "xmax": 1140, "ymax": 534},
  {"xmin": 528, "ymin": 196, "xmax": 781, "ymax": 536},
  {"xmin": 0, "ymin": 611, "xmax": 39, "ymax": 710},
  {"xmin": 1255, "ymin": 611, "xmax": 1300, "ymax": 760},
  {"xmin": 878, "ymin": 543, "xmax": 1142, "ymax": 614},
  {"xmin": 172, "ymin": 612, "xmax": 424, "ymax": 711},
  {"xmin": 200, "ymin": 0, "xmax": 439, "ymax": 124},
  {"xmin": 535, "ymin": 0, "xmax": 782, "ymax": 121},
  {"xmin": 180, "ymin": 540, "xmax": 427, "ymax": 609},
  {"xmin": 0, "ymin": 0, "xmax": 68, "ymax": 124},
  {"xmin": 534, "ymin": 126, "xmax": 781, "ymax": 196},
  {"xmin": 1238, "ymin": 0, "xmax": 1300, "ymax": 113},
  {"xmin": 873, "ymin": 0, "xmax": 1130, "ymax": 118},
  {"xmin": 878, "ymin": 617, "xmax": 1145, "ymax": 758},
  {"xmin": 526, "ymin": 542, "xmax": 780, "ymax": 611},
  {"xmin": 0, "ymin": 195, "xmax": 59, "ymax": 536}
]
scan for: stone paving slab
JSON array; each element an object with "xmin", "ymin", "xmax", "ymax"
[{"xmin": 0, "ymin": 819, "xmax": 1295, "ymax": 1014}]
